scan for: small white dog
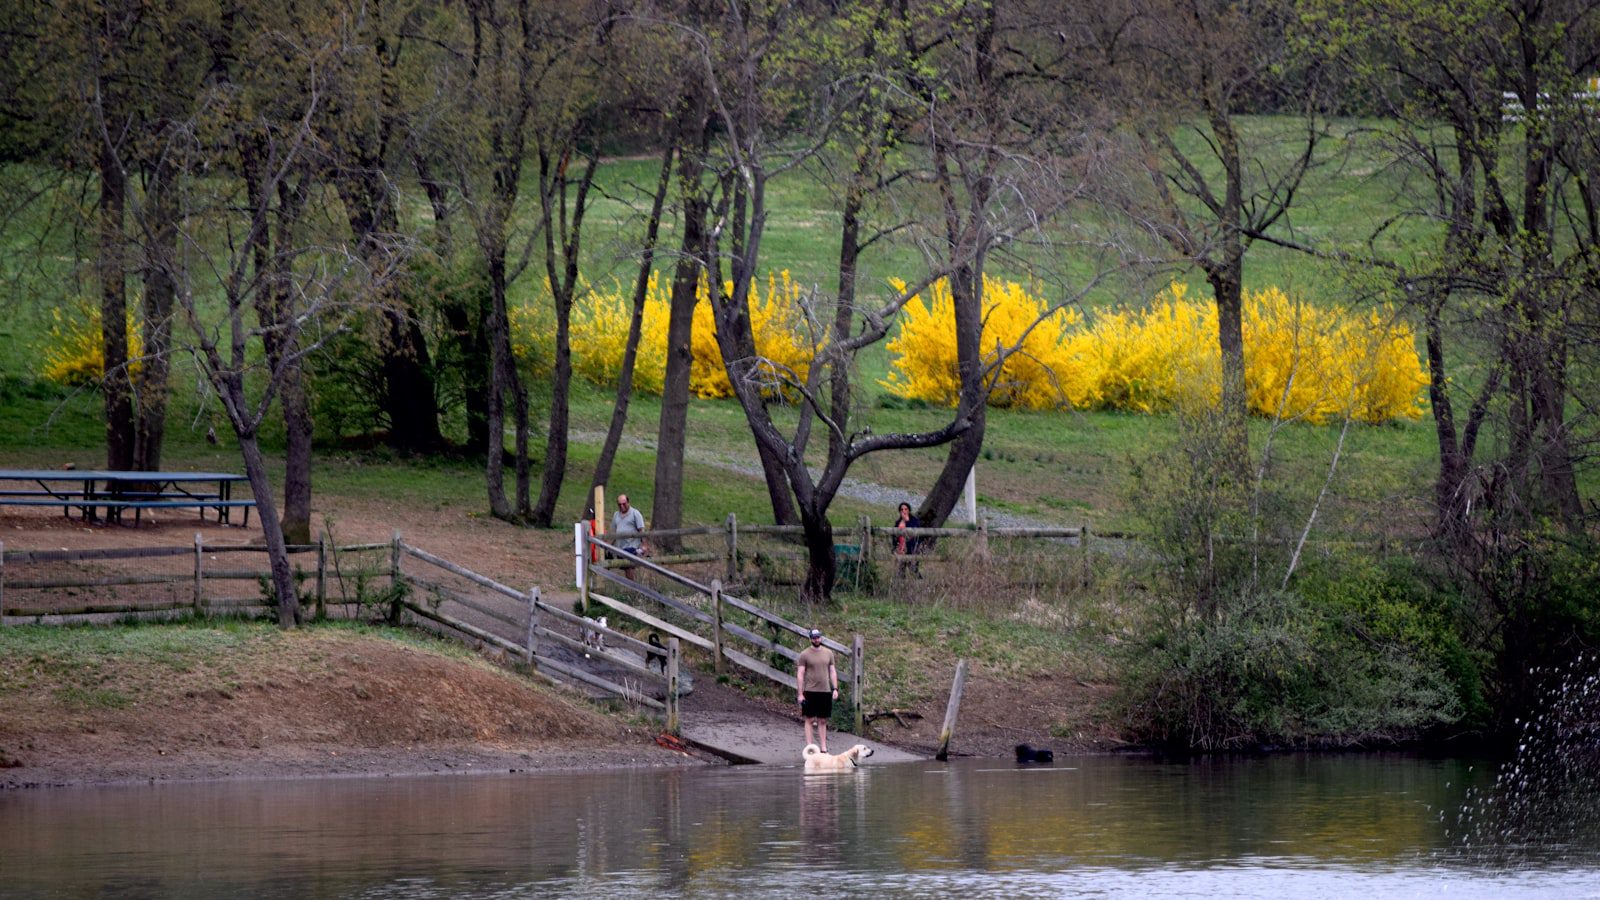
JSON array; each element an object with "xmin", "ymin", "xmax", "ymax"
[
  {"xmin": 803, "ymin": 742, "xmax": 876, "ymax": 772},
  {"xmin": 582, "ymin": 616, "xmax": 608, "ymax": 657}
]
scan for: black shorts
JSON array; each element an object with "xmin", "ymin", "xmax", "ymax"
[{"xmin": 802, "ymin": 690, "xmax": 833, "ymax": 719}]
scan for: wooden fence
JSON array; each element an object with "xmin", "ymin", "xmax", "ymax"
[
  {"xmin": 0, "ymin": 535, "xmax": 390, "ymax": 620},
  {"xmin": 575, "ymin": 523, "xmax": 866, "ymax": 734},
  {"xmin": 390, "ymin": 533, "xmax": 681, "ymax": 733},
  {"xmin": 576, "ymin": 512, "xmax": 1108, "ymax": 588}
]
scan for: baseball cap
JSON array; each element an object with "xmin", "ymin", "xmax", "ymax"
[{"xmin": 808, "ymin": 628, "xmax": 823, "ymax": 639}]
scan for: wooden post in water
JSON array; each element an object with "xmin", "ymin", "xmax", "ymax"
[
  {"xmin": 193, "ymin": 533, "xmax": 204, "ymax": 615},
  {"xmin": 315, "ymin": 532, "xmax": 328, "ymax": 621},
  {"xmin": 852, "ymin": 633, "xmax": 865, "ymax": 735},
  {"xmin": 710, "ymin": 578, "xmax": 726, "ymax": 676},
  {"xmin": 388, "ymin": 530, "xmax": 404, "ymax": 624},
  {"xmin": 524, "ymin": 585, "xmax": 539, "ymax": 666},
  {"xmin": 666, "ymin": 637, "xmax": 681, "ymax": 736},
  {"xmin": 935, "ymin": 658, "xmax": 968, "ymax": 761},
  {"xmin": 725, "ymin": 512, "xmax": 738, "ymax": 582}
]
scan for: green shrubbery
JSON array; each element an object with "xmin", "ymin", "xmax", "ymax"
[
  {"xmin": 1116, "ymin": 409, "xmax": 1469, "ymax": 751},
  {"xmin": 1120, "ymin": 582, "xmax": 1464, "ymax": 750}
]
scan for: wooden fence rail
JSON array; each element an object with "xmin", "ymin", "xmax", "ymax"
[
  {"xmin": 394, "ymin": 536, "xmax": 679, "ymax": 731},
  {"xmin": 577, "ymin": 525, "xmax": 864, "ymax": 733},
  {"xmin": 583, "ymin": 514, "xmax": 1106, "ymax": 591},
  {"xmin": 0, "ymin": 535, "xmax": 381, "ymax": 621}
]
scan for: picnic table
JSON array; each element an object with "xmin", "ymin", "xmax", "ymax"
[{"xmin": 0, "ymin": 469, "xmax": 254, "ymax": 525}]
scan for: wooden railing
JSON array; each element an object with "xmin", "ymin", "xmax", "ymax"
[
  {"xmin": 0, "ymin": 535, "xmax": 388, "ymax": 619},
  {"xmin": 392, "ymin": 534, "xmax": 680, "ymax": 733},
  {"xmin": 577, "ymin": 512, "xmax": 1110, "ymax": 587},
  {"xmin": 575, "ymin": 524, "xmax": 865, "ymax": 734}
]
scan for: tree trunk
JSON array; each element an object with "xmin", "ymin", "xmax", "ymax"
[
  {"xmin": 754, "ymin": 442, "xmax": 799, "ymax": 526},
  {"xmin": 589, "ymin": 146, "xmax": 674, "ymax": 517},
  {"xmin": 99, "ymin": 134, "xmax": 135, "ymax": 471},
  {"xmin": 800, "ymin": 505, "xmax": 836, "ymax": 602},
  {"xmin": 235, "ymin": 427, "xmax": 301, "ymax": 627},
  {"xmin": 1205, "ymin": 259, "xmax": 1250, "ymax": 469},
  {"xmin": 531, "ymin": 307, "xmax": 571, "ymax": 525},
  {"xmin": 653, "ymin": 199, "xmax": 704, "ymax": 549},
  {"xmin": 1424, "ymin": 292, "xmax": 1468, "ymax": 532},
  {"xmin": 381, "ymin": 309, "xmax": 442, "ymax": 452},
  {"xmin": 134, "ymin": 156, "xmax": 177, "ymax": 472},
  {"xmin": 279, "ymin": 364, "xmax": 314, "ymax": 545},
  {"xmin": 414, "ymin": 153, "xmax": 453, "ymax": 257},
  {"xmin": 531, "ymin": 151, "xmax": 598, "ymax": 527},
  {"xmin": 919, "ymin": 261, "xmax": 987, "ymax": 526},
  {"xmin": 484, "ymin": 251, "xmax": 516, "ymax": 521},
  {"xmin": 336, "ymin": 167, "xmax": 441, "ymax": 455},
  {"xmin": 441, "ymin": 295, "xmax": 491, "ymax": 454}
]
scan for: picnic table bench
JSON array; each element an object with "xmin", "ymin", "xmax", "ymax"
[{"xmin": 0, "ymin": 469, "xmax": 254, "ymax": 525}]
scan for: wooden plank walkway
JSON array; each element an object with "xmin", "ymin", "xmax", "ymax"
[{"xmin": 423, "ymin": 577, "xmax": 921, "ymax": 766}]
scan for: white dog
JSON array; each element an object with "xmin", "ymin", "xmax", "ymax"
[
  {"xmin": 803, "ymin": 742, "xmax": 876, "ymax": 772},
  {"xmin": 582, "ymin": 616, "xmax": 608, "ymax": 657}
]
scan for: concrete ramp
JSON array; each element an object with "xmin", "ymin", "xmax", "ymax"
[{"xmin": 680, "ymin": 709, "xmax": 923, "ymax": 766}]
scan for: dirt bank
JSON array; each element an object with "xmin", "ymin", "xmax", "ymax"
[{"xmin": 0, "ymin": 626, "xmax": 706, "ymax": 789}]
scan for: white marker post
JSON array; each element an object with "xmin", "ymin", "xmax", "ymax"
[{"xmin": 962, "ymin": 465, "xmax": 978, "ymax": 525}]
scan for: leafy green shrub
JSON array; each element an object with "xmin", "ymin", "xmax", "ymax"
[
  {"xmin": 1119, "ymin": 586, "xmax": 1463, "ymax": 750},
  {"xmin": 1298, "ymin": 555, "xmax": 1490, "ymax": 732}
]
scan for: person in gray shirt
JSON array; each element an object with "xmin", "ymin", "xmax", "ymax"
[{"xmin": 610, "ymin": 493, "xmax": 648, "ymax": 557}]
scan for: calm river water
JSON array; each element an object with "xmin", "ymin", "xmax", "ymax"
[{"xmin": 4, "ymin": 754, "xmax": 1598, "ymax": 898}]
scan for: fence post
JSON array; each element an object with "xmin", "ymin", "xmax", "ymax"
[
  {"xmin": 666, "ymin": 637, "xmax": 681, "ymax": 736},
  {"xmin": 315, "ymin": 532, "xmax": 328, "ymax": 621},
  {"xmin": 852, "ymin": 633, "xmax": 865, "ymax": 735},
  {"xmin": 0, "ymin": 540, "xmax": 6, "ymax": 621},
  {"xmin": 388, "ymin": 530, "xmax": 404, "ymax": 624},
  {"xmin": 574, "ymin": 522, "xmax": 589, "ymax": 611},
  {"xmin": 524, "ymin": 585, "xmax": 539, "ymax": 666},
  {"xmin": 976, "ymin": 515, "xmax": 990, "ymax": 561},
  {"xmin": 724, "ymin": 512, "xmax": 738, "ymax": 582},
  {"xmin": 710, "ymin": 578, "xmax": 726, "ymax": 676},
  {"xmin": 1079, "ymin": 525, "xmax": 1091, "ymax": 588},
  {"xmin": 193, "ymin": 532, "xmax": 204, "ymax": 615}
]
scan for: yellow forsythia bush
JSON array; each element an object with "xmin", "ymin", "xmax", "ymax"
[
  {"xmin": 882, "ymin": 279, "xmax": 1428, "ymax": 424},
  {"xmin": 514, "ymin": 270, "xmax": 819, "ymax": 400},
  {"xmin": 1242, "ymin": 286, "xmax": 1429, "ymax": 424},
  {"xmin": 688, "ymin": 270, "xmax": 818, "ymax": 399},
  {"xmin": 881, "ymin": 275, "xmax": 1086, "ymax": 410},
  {"xmin": 39, "ymin": 302, "xmax": 143, "ymax": 386},
  {"xmin": 569, "ymin": 273, "xmax": 670, "ymax": 395}
]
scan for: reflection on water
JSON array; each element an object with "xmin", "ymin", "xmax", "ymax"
[{"xmin": 2, "ymin": 754, "xmax": 1597, "ymax": 898}]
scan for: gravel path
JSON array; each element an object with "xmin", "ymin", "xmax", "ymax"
[{"xmin": 575, "ymin": 430, "xmax": 1062, "ymax": 530}]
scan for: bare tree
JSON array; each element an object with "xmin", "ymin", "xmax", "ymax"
[
  {"xmin": 168, "ymin": 23, "xmax": 407, "ymax": 625},
  {"xmin": 586, "ymin": 145, "xmax": 675, "ymax": 517},
  {"xmin": 435, "ymin": 0, "xmax": 558, "ymax": 522},
  {"xmin": 677, "ymin": 0, "xmax": 1098, "ymax": 597},
  {"xmin": 1304, "ymin": 0, "xmax": 1600, "ymax": 723},
  {"xmin": 1091, "ymin": 0, "xmax": 1329, "ymax": 462}
]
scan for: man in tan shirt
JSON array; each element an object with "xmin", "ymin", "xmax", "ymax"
[{"xmin": 796, "ymin": 628, "xmax": 839, "ymax": 752}]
